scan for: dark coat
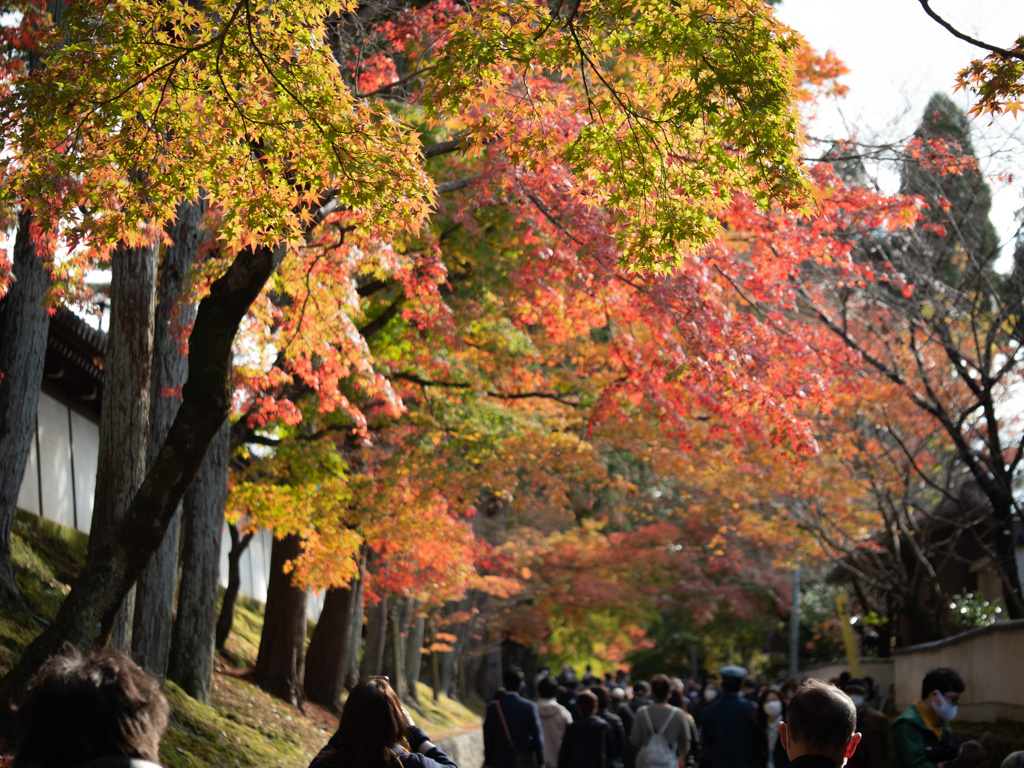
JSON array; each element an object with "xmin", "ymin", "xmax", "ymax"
[
  {"xmin": 751, "ymin": 721, "xmax": 789, "ymax": 768},
  {"xmin": 559, "ymin": 714, "xmax": 615, "ymax": 768},
  {"xmin": 597, "ymin": 708, "xmax": 627, "ymax": 768},
  {"xmin": 701, "ymin": 693, "xmax": 757, "ymax": 768},
  {"xmin": 850, "ymin": 706, "xmax": 889, "ymax": 768},
  {"xmin": 308, "ymin": 726, "xmax": 458, "ymax": 768},
  {"xmin": 484, "ymin": 692, "xmax": 546, "ymax": 768}
]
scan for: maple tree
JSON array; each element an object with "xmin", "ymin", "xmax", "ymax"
[
  {"xmin": 916, "ymin": 0, "xmax": 1024, "ymax": 119},
  {"xmin": 0, "ymin": 0, "xmax": 831, "ymax": 709}
]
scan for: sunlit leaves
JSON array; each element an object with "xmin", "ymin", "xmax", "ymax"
[
  {"xmin": 423, "ymin": 0, "xmax": 810, "ymax": 270},
  {"xmin": 3, "ymin": 0, "xmax": 432, "ymax": 250}
]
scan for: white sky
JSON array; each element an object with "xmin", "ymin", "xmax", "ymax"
[{"xmin": 775, "ymin": 0, "xmax": 1024, "ymax": 264}]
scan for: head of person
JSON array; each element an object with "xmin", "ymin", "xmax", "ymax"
[
  {"xmin": 719, "ymin": 666, "xmax": 747, "ymax": 695},
  {"xmin": 591, "ymin": 685, "xmax": 611, "ymax": 710},
  {"xmin": 538, "ymin": 677, "xmax": 559, "ymax": 700},
  {"xmin": 920, "ymin": 668, "xmax": 964, "ymax": 722},
  {"xmin": 322, "ymin": 677, "xmax": 409, "ymax": 768},
  {"xmin": 779, "ymin": 680, "xmax": 860, "ymax": 767},
  {"xmin": 504, "ymin": 666, "xmax": 526, "ymax": 694},
  {"xmin": 650, "ymin": 674, "xmax": 672, "ymax": 703},
  {"xmin": 634, "ymin": 681, "xmax": 651, "ymax": 698},
  {"xmin": 703, "ymin": 681, "xmax": 720, "ymax": 703},
  {"xmin": 611, "ymin": 687, "xmax": 626, "ymax": 703},
  {"xmin": 15, "ymin": 646, "xmax": 169, "ymax": 768},
  {"xmin": 758, "ymin": 688, "xmax": 786, "ymax": 723},
  {"xmin": 843, "ymin": 679, "xmax": 869, "ymax": 712},
  {"xmin": 576, "ymin": 690, "xmax": 597, "ymax": 718}
]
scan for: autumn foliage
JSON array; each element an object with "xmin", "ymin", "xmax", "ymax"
[{"xmin": 2, "ymin": 0, "xmax": 1017, "ymax": 687}]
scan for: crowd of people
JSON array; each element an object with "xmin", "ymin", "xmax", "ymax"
[
  {"xmin": 478, "ymin": 664, "xmax": 1019, "ymax": 768},
  {"xmin": 7, "ymin": 647, "xmax": 1023, "ymax": 768}
]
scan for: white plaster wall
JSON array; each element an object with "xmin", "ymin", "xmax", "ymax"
[
  {"xmin": 70, "ymin": 409, "xmax": 99, "ymax": 533},
  {"xmin": 16, "ymin": 427, "xmax": 40, "ymax": 516},
  {"xmin": 36, "ymin": 395, "xmax": 75, "ymax": 529}
]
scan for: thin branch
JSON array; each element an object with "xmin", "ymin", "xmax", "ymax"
[{"xmin": 917, "ymin": 0, "xmax": 1024, "ymax": 60}]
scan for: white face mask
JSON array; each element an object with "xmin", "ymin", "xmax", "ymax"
[
  {"xmin": 763, "ymin": 700, "xmax": 783, "ymax": 717},
  {"xmin": 849, "ymin": 694, "xmax": 865, "ymax": 708},
  {"xmin": 930, "ymin": 691, "xmax": 959, "ymax": 722},
  {"xmin": 704, "ymin": 689, "xmax": 718, "ymax": 702}
]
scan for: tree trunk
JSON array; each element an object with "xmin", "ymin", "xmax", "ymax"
[
  {"xmin": 344, "ymin": 558, "xmax": 367, "ymax": 689},
  {"xmin": 216, "ymin": 521, "xmax": 253, "ymax": 652},
  {"xmin": 0, "ymin": 0, "xmax": 68, "ymax": 614},
  {"xmin": 304, "ymin": 568, "xmax": 361, "ymax": 711},
  {"xmin": 91, "ymin": 241, "xmax": 159, "ymax": 652},
  {"xmin": 132, "ymin": 198, "xmax": 205, "ymax": 676},
  {"xmin": 0, "ymin": 241, "xmax": 288, "ymax": 724},
  {"xmin": 429, "ymin": 618, "xmax": 441, "ymax": 703},
  {"xmin": 384, "ymin": 601, "xmax": 403, "ymax": 699},
  {"xmin": 405, "ymin": 601, "xmax": 425, "ymax": 701},
  {"xmin": 0, "ymin": 210, "xmax": 51, "ymax": 613},
  {"xmin": 167, "ymin": 419, "xmax": 228, "ymax": 703},
  {"xmin": 253, "ymin": 532, "xmax": 308, "ymax": 706},
  {"xmin": 439, "ymin": 596, "xmax": 472, "ymax": 698},
  {"xmin": 360, "ymin": 593, "xmax": 388, "ymax": 679}
]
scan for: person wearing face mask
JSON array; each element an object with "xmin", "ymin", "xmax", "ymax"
[
  {"xmin": 892, "ymin": 668, "xmax": 964, "ymax": 768},
  {"xmin": 842, "ymin": 680, "xmax": 888, "ymax": 768},
  {"xmin": 753, "ymin": 689, "xmax": 789, "ymax": 768},
  {"xmin": 693, "ymin": 682, "xmax": 719, "ymax": 730}
]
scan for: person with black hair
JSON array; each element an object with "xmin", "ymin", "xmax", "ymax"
[
  {"xmin": 309, "ymin": 677, "xmax": 456, "ymax": 768},
  {"xmin": 778, "ymin": 680, "xmax": 861, "ymax": 768},
  {"xmin": 892, "ymin": 668, "xmax": 964, "ymax": 768},
  {"xmin": 15, "ymin": 646, "xmax": 169, "ymax": 768},
  {"xmin": 592, "ymin": 686, "xmax": 627, "ymax": 768},
  {"xmin": 753, "ymin": 689, "xmax": 789, "ymax": 768},
  {"xmin": 538, "ymin": 677, "xmax": 574, "ymax": 765},
  {"xmin": 843, "ymin": 680, "xmax": 888, "ymax": 768},
  {"xmin": 559, "ymin": 691, "xmax": 616, "ymax": 768},
  {"xmin": 701, "ymin": 666, "xmax": 755, "ymax": 768},
  {"xmin": 629, "ymin": 674, "xmax": 691, "ymax": 768},
  {"xmin": 484, "ymin": 667, "xmax": 546, "ymax": 768}
]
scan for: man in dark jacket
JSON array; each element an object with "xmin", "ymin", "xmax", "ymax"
[
  {"xmin": 701, "ymin": 666, "xmax": 756, "ymax": 768},
  {"xmin": 778, "ymin": 680, "xmax": 861, "ymax": 768},
  {"xmin": 560, "ymin": 690, "xmax": 617, "ymax": 768},
  {"xmin": 593, "ymin": 686, "xmax": 628, "ymax": 768},
  {"xmin": 485, "ymin": 667, "xmax": 547, "ymax": 768}
]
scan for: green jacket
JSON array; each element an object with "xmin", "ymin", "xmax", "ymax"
[{"xmin": 892, "ymin": 704, "xmax": 954, "ymax": 768}]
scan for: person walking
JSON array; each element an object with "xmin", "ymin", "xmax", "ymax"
[
  {"xmin": 843, "ymin": 679, "xmax": 888, "ymax": 768},
  {"xmin": 701, "ymin": 666, "xmax": 756, "ymax": 768},
  {"xmin": 593, "ymin": 686, "xmax": 628, "ymax": 768},
  {"xmin": 753, "ymin": 689, "xmax": 788, "ymax": 768},
  {"xmin": 892, "ymin": 668, "xmax": 962, "ymax": 768},
  {"xmin": 560, "ymin": 691, "xmax": 616, "ymax": 768},
  {"xmin": 484, "ymin": 668, "xmax": 547, "ymax": 768},
  {"xmin": 539, "ymin": 677, "xmax": 575, "ymax": 766},
  {"xmin": 777, "ymin": 680, "xmax": 861, "ymax": 768},
  {"xmin": 309, "ymin": 677, "xmax": 457, "ymax": 768},
  {"xmin": 629, "ymin": 675, "xmax": 692, "ymax": 768}
]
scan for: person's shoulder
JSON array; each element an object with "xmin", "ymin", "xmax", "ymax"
[
  {"xmin": 893, "ymin": 704, "xmax": 921, "ymax": 724},
  {"xmin": 400, "ymin": 750, "xmax": 456, "ymax": 768}
]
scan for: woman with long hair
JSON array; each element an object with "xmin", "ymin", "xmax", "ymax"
[
  {"xmin": 309, "ymin": 678, "xmax": 458, "ymax": 768},
  {"xmin": 752, "ymin": 688, "xmax": 788, "ymax": 768}
]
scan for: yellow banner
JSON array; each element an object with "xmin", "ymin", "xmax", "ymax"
[{"xmin": 835, "ymin": 591, "xmax": 862, "ymax": 679}]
